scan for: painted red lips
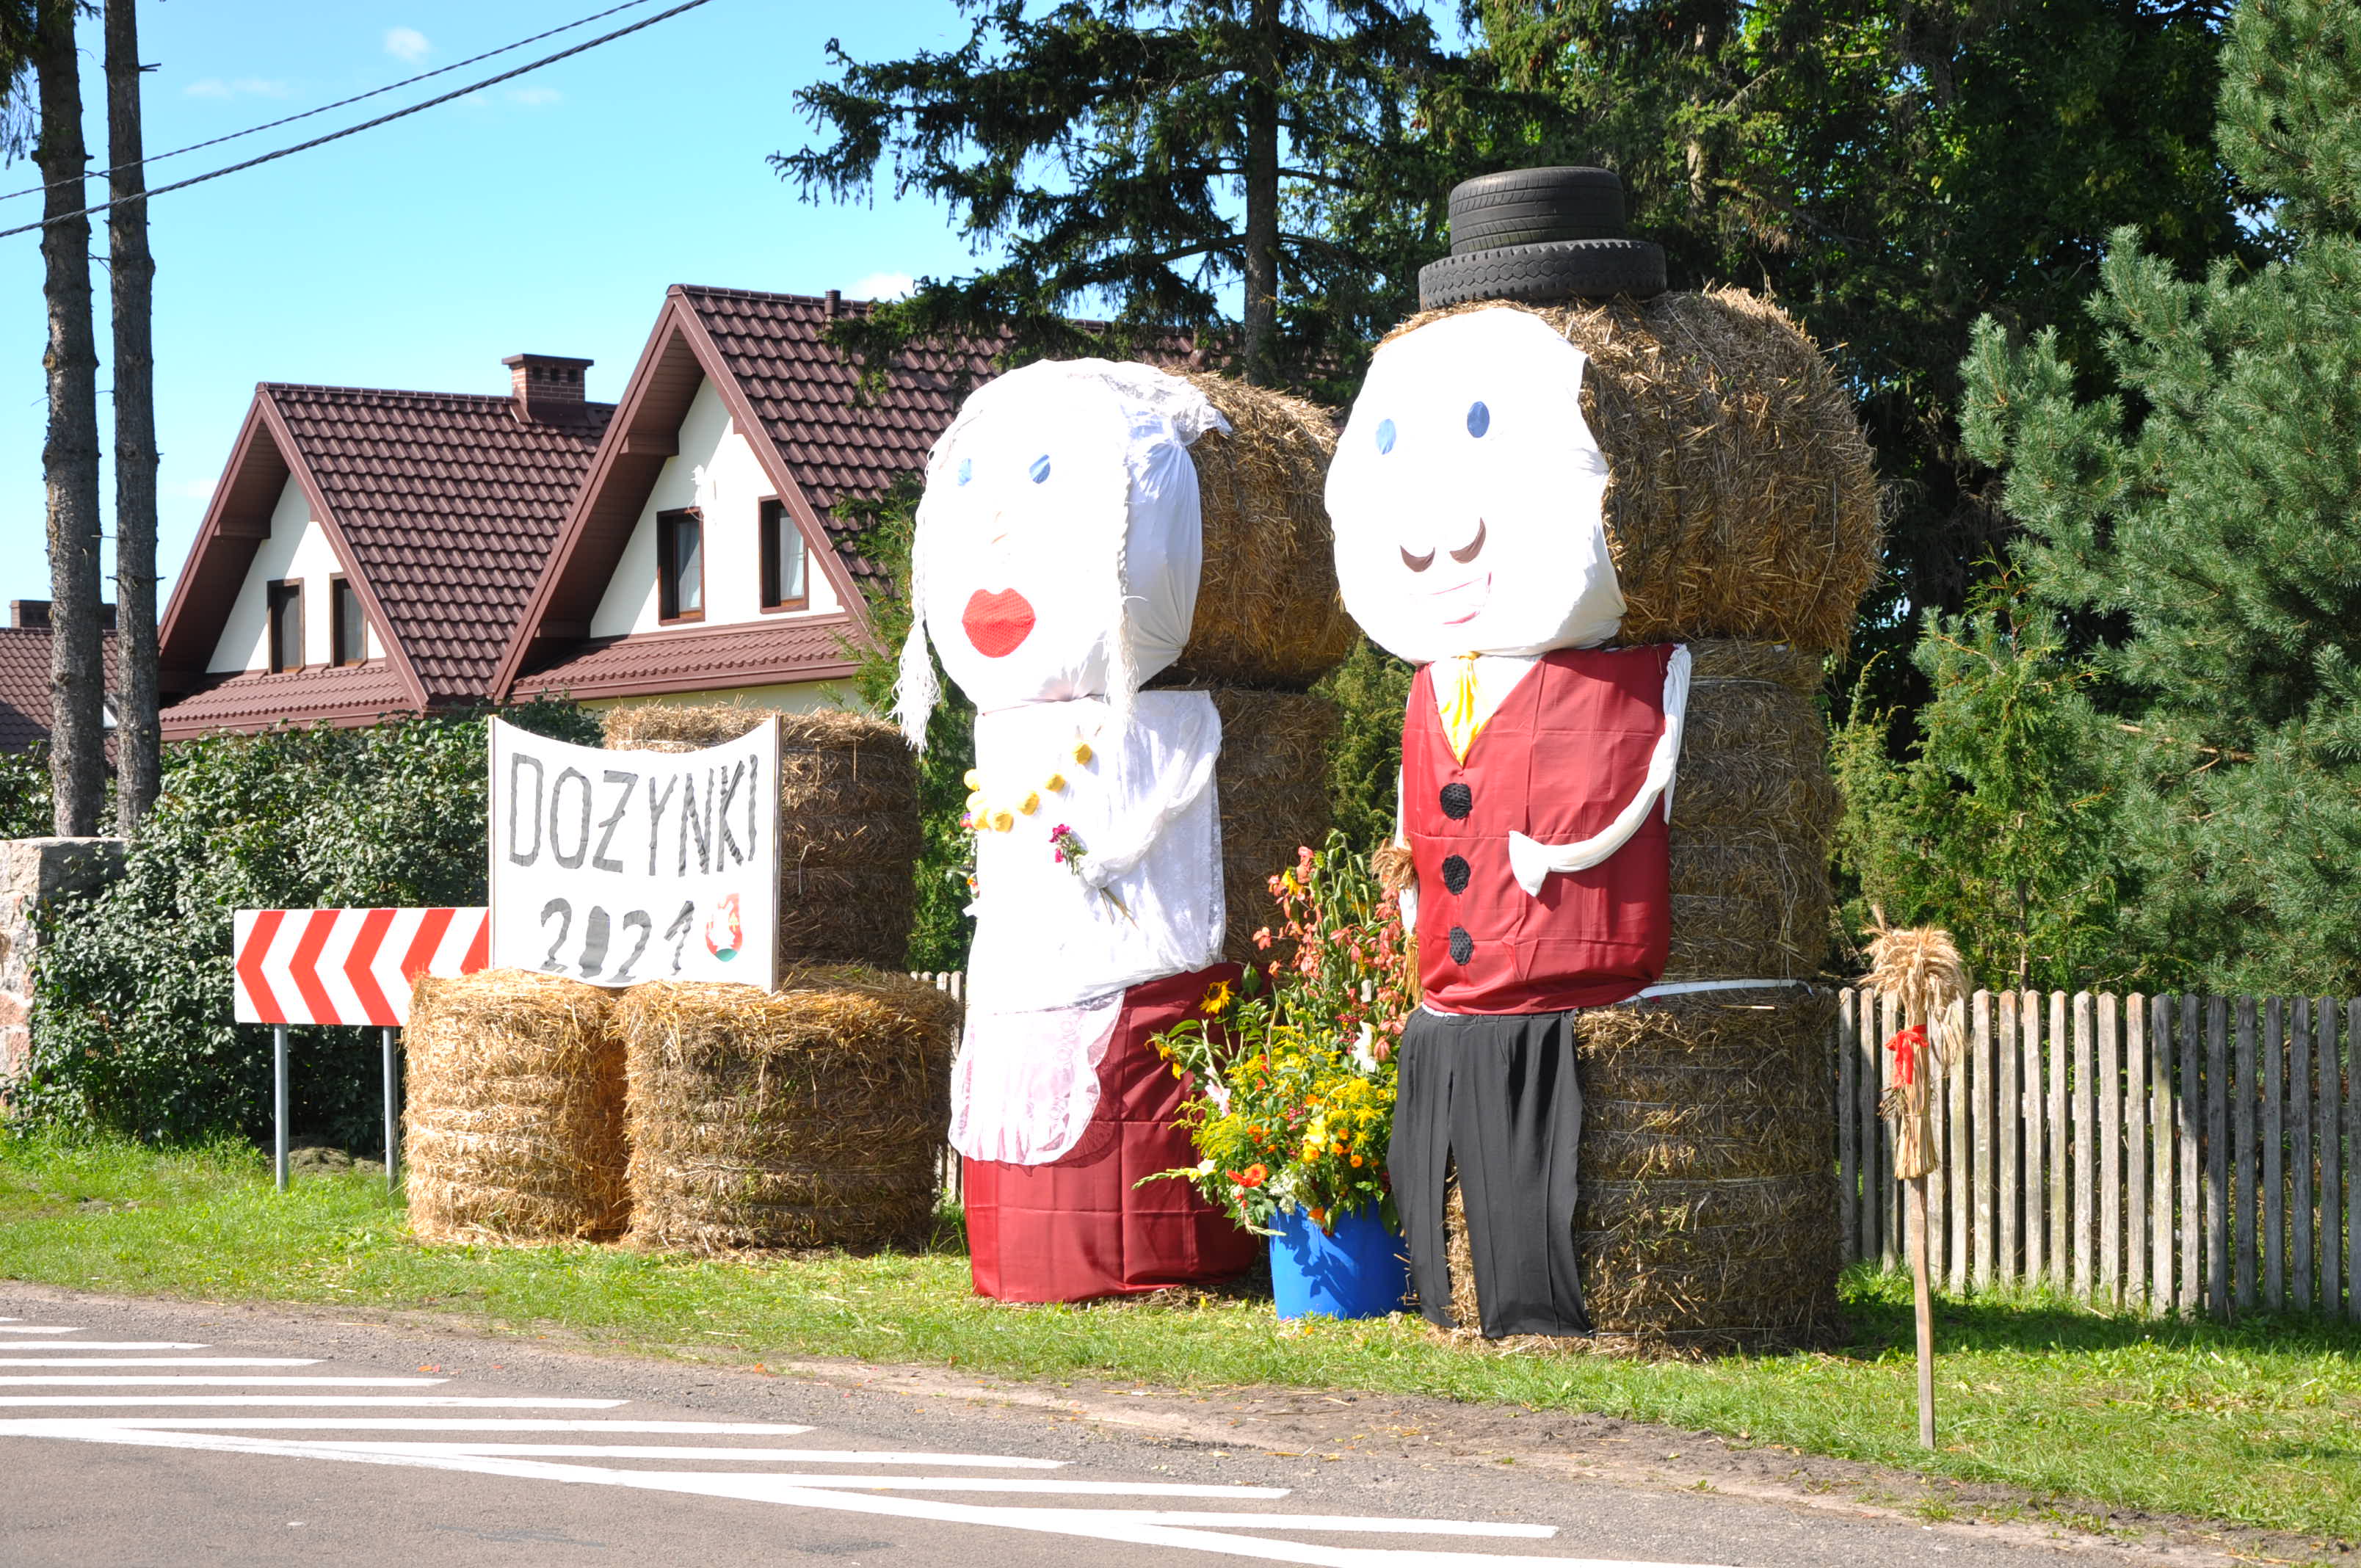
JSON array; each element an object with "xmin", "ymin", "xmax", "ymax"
[{"xmin": 962, "ymin": 587, "xmax": 1037, "ymax": 658}]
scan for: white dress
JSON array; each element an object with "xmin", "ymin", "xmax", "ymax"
[{"xmin": 947, "ymin": 689, "xmax": 1226, "ymax": 1164}]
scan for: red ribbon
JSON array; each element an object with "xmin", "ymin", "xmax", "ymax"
[{"xmin": 1886, "ymin": 1024, "xmax": 1927, "ymax": 1087}]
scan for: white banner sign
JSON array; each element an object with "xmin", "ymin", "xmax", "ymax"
[{"xmin": 488, "ymin": 717, "xmax": 780, "ymax": 990}]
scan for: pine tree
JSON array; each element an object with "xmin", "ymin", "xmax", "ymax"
[
  {"xmin": 775, "ymin": 0, "xmax": 1454, "ymax": 389},
  {"xmin": 1961, "ymin": 0, "xmax": 2361, "ymax": 992}
]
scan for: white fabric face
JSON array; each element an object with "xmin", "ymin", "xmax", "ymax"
[
  {"xmin": 948, "ymin": 994, "xmax": 1124, "ymax": 1164},
  {"xmin": 1326, "ymin": 307, "xmax": 1625, "ymax": 662},
  {"xmin": 961, "ymin": 689, "xmax": 1226, "ymax": 1015},
  {"xmin": 899, "ymin": 360, "xmax": 1222, "ymax": 738}
]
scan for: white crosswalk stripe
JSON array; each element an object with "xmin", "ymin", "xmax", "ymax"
[
  {"xmin": 0, "ymin": 1324, "xmax": 1730, "ymax": 1568},
  {"xmin": 0, "ymin": 1340, "xmax": 208, "ymax": 1349},
  {"xmin": 0, "ymin": 1325, "xmax": 84, "ymax": 1334}
]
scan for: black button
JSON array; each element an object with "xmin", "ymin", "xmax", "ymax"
[
  {"xmin": 1448, "ymin": 926, "xmax": 1473, "ymax": 965},
  {"xmin": 1440, "ymin": 782, "xmax": 1473, "ymax": 820},
  {"xmin": 1440, "ymin": 854, "xmax": 1471, "ymax": 895}
]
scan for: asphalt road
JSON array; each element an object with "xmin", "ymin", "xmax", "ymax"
[{"xmin": 0, "ymin": 1289, "xmax": 2164, "ymax": 1568}]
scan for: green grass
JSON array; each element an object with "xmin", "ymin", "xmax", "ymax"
[{"xmin": 3, "ymin": 1128, "xmax": 2357, "ymax": 1542}]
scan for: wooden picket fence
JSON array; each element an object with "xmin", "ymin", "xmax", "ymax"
[{"xmin": 1837, "ymin": 990, "xmax": 2361, "ymax": 1319}]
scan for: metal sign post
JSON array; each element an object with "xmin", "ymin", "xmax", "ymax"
[
  {"xmin": 272, "ymin": 1025, "xmax": 289, "ymax": 1192},
  {"xmin": 382, "ymin": 1026, "xmax": 399, "ymax": 1194}
]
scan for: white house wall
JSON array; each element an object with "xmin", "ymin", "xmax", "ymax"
[
  {"xmin": 588, "ymin": 377, "xmax": 843, "ymax": 638},
  {"xmin": 207, "ymin": 476, "xmax": 386, "ymax": 672}
]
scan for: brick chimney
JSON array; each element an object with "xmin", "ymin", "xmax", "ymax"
[
  {"xmin": 11, "ymin": 600, "xmax": 115, "ymax": 631},
  {"xmin": 503, "ymin": 353, "xmax": 594, "ymax": 424}
]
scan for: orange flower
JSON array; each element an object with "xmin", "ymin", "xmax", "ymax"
[{"xmin": 1241, "ymin": 1164, "xmax": 1267, "ymax": 1188}]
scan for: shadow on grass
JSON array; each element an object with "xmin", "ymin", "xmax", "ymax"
[{"xmin": 1832, "ymin": 1264, "xmax": 2361, "ymax": 1360}]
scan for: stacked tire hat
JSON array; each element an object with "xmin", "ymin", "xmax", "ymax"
[{"xmin": 1418, "ymin": 167, "xmax": 1667, "ymax": 309}]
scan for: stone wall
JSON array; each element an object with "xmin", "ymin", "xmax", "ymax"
[{"xmin": 0, "ymin": 838, "xmax": 125, "ymax": 1087}]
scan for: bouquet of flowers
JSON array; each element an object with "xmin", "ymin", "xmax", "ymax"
[{"xmin": 1144, "ymin": 834, "xmax": 1415, "ymax": 1235}]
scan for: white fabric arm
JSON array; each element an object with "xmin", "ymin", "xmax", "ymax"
[
  {"xmin": 1393, "ymin": 764, "xmax": 1419, "ymax": 929},
  {"xmin": 1506, "ymin": 645, "xmax": 1690, "ymax": 898},
  {"xmin": 1078, "ymin": 694, "xmax": 1223, "ymax": 888}
]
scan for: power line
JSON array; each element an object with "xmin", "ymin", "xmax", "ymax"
[
  {"xmin": 0, "ymin": 0, "xmax": 676, "ymax": 206},
  {"xmin": 0, "ymin": 0, "xmax": 717, "ymax": 241}
]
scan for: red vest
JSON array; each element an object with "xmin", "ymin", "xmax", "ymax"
[{"xmin": 1404, "ymin": 646, "xmax": 1674, "ymax": 1014}]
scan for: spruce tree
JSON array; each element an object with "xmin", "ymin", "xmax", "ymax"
[{"xmin": 1960, "ymin": 0, "xmax": 2361, "ymax": 991}]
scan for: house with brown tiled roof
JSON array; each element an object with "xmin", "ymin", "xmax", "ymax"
[
  {"xmin": 156, "ymin": 355, "xmax": 612, "ymax": 738},
  {"xmin": 488, "ymin": 286, "xmax": 1016, "ymax": 712},
  {"xmin": 0, "ymin": 601, "xmax": 117, "ymax": 755}
]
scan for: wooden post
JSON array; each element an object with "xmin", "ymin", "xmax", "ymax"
[
  {"xmin": 1943, "ymin": 1001, "xmax": 1967, "ymax": 1288},
  {"xmin": 2127, "ymin": 993, "xmax": 2149, "ymax": 1311},
  {"xmin": 2236, "ymin": 996, "xmax": 2258, "ymax": 1315},
  {"xmin": 2025, "ymin": 991, "xmax": 2048, "ymax": 1287},
  {"xmin": 2265, "ymin": 998, "xmax": 2286, "ymax": 1312},
  {"xmin": 2293, "ymin": 999, "xmax": 2314, "ymax": 1312},
  {"xmin": 1882, "ymin": 992, "xmax": 1902, "ymax": 1271},
  {"xmin": 2051, "ymin": 990, "xmax": 2071, "ymax": 1289},
  {"xmin": 2208, "ymin": 996, "xmax": 2230, "ymax": 1318},
  {"xmin": 2319, "ymin": 998, "xmax": 2341, "ymax": 1317},
  {"xmin": 1974, "ymin": 991, "xmax": 1997, "ymax": 1290},
  {"xmin": 1839, "ymin": 988, "xmax": 1859, "ymax": 1264},
  {"xmin": 2347, "ymin": 997, "xmax": 2361, "ymax": 1324},
  {"xmin": 2074, "ymin": 992, "xmax": 2096, "ymax": 1302},
  {"xmin": 2000, "ymin": 992, "xmax": 2022, "ymax": 1285},
  {"xmin": 2182, "ymin": 995, "xmax": 2202, "ymax": 1315},
  {"xmin": 2100, "ymin": 992, "xmax": 2122, "ymax": 1306},
  {"xmin": 1860, "ymin": 990, "xmax": 1883, "ymax": 1266},
  {"xmin": 2152, "ymin": 996, "xmax": 2176, "ymax": 1314},
  {"xmin": 1910, "ymin": 1177, "xmax": 1936, "ymax": 1448}
]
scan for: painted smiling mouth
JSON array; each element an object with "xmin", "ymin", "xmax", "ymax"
[
  {"xmin": 1428, "ymin": 571, "xmax": 1493, "ymax": 625},
  {"xmin": 962, "ymin": 587, "xmax": 1037, "ymax": 658}
]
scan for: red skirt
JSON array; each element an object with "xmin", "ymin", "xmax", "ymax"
[{"xmin": 962, "ymin": 964, "xmax": 1260, "ymax": 1303}]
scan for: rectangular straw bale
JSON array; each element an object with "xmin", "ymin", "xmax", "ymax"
[
  {"xmin": 1199, "ymin": 686, "xmax": 1341, "ymax": 965},
  {"xmin": 619, "ymin": 968, "xmax": 960, "ymax": 1254},
  {"xmin": 601, "ymin": 703, "xmax": 921, "ymax": 970},
  {"xmin": 404, "ymin": 969, "xmax": 628, "ymax": 1244}
]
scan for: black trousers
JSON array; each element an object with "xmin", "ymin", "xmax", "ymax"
[{"xmin": 1389, "ymin": 1006, "xmax": 1589, "ymax": 1338}]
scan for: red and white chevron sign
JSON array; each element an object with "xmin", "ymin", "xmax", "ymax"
[{"xmin": 233, "ymin": 907, "xmax": 490, "ymax": 1026}]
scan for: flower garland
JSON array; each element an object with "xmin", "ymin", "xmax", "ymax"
[{"xmin": 958, "ymin": 736, "xmax": 1126, "ymax": 916}]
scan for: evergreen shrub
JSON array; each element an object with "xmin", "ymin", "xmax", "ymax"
[{"xmin": 9, "ymin": 702, "xmax": 599, "ymax": 1147}]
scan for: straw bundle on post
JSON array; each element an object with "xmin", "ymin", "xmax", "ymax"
[
  {"xmin": 618, "ymin": 968, "xmax": 960, "ymax": 1254},
  {"xmin": 1388, "ymin": 294, "xmax": 1879, "ymax": 655},
  {"xmin": 1166, "ymin": 375, "xmax": 1357, "ymax": 691},
  {"xmin": 600, "ymin": 703, "xmax": 921, "ymax": 970},
  {"xmin": 405, "ymin": 969, "xmax": 628, "ymax": 1245},
  {"xmin": 1572, "ymin": 987, "xmax": 1843, "ymax": 1354},
  {"xmin": 1194, "ymin": 687, "xmax": 1341, "ymax": 963}
]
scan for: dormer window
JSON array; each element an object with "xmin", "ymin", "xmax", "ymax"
[
  {"xmin": 265, "ymin": 579, "xmax": 303, "ymax": 672},
  {"xmin": 760, "ymin": 497, "xmax": 808, "ymax": 612},
  {"xmin": 657, "ymin": 507, "xmax": 704, "ymax": 624},
  {"xmin": 330, "ymin": 576, "xmax": 367, "ymax": 667}
]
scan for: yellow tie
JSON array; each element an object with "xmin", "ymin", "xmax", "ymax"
[{"xmin": 1440, "ymin": 653, "xmax": 1484, "ymax": 763}]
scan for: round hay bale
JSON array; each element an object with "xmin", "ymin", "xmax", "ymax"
[
  {"xmin": 1197, "ymin": 686, "xmax": 1341, "ymax": 963},
  {"xmin": 1388, "ymin": 293, "xmax": 1879, "ymax": 656},
  {"xmin": 1575, "ymin": 987, "xmax": 1843, "ymax": 1354},
  {"xmin": 1166, "ymin": 376, "xmax": 1357, "ymax": 691},
  {"xmin": 618, "ymin": 969, "xmax": 961, "ymax": 1254},
  {"xmin": 404, "ymin": 969, "xmax": 628, "ymax": 1245},
  {"xmin": 600, "ymin": 703, "xmax": 921, "ymax": 970}
]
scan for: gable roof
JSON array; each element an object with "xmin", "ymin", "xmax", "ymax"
[
  {"xmin": 159, "ymin": 382, "xmax": 613, "ymax": 716},
  {"xmin": 495, "ymin": 286, "xmax": 1214, "ymax": 697},
  {"xmin": 0, "ymin": 627, "xmax": 118, "ymax": 754}
]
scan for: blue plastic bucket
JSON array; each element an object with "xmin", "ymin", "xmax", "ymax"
[{"xmin": 1269, "ymin": 1206, "xmax": 1410, "ymax": 1320}]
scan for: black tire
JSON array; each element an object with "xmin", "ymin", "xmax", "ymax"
[
  {"xmin": 1418, "ymin": 239, "xmax": 1667, "ymax": 308},
  {"xmin": 1448, "ymin": 167, "xmax": 1625, "ymax": 255}
]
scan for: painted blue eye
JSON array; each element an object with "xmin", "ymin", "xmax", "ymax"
[
  {"xmin": 1466, "ymin": 401, "xmax": 1490, "ymax": 438},
  {"xmin": 1375, "ymin": 418, "xmax": 1396, "ymax": 455},
  {"xmin": 957, "ymin": 457, "xmax": 973, "ymax": 486},
  {"xmin": 1029, "ymin": 454, "xmax": 1051, "ymax": 484}
]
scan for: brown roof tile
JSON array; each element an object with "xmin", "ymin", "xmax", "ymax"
[
  {"xmin": 264, "ymin": 385, "xmax": 612, "ymax": 703},
  {"xmin": 158, "ymin": 661, "xmax": 417, "ymax": 740},
  {"xmin": 512, "ymin": 615, "xmax": 863, "ymax": 703},
  {"xmin": 0, "ymin": 626, "xmax": 120, "ymax": 754}
]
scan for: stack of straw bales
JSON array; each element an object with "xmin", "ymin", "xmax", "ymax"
[
  {"xmin": 1405, "ymin": 289, "xmax": 1873, "ymax": 1354},
  {"xmin": 405, "ymin": 970, "xmax": 629, "ymax": 1244},
  {"xmin": 618, "ymin": 970, "xmax": 960, "ymax": 1252},
  {"xmin": 1139, "ymin": 375, "xmax": 1354, "ymax": 954},
  {"xmin": 601, "ymin": 704, "xmax": 919, "ymax": 970}
]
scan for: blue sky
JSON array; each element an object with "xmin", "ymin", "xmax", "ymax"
[{"xmin": 0, "ymin": 0, "xmax": 1001, "ymax": 609}]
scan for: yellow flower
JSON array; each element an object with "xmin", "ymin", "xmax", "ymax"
[
  {"xmin": 1071, "ymin": 740, "xmax": 1094, "ymax": 764},
  {"xmin": 1202, "ymin": 979, "xmax": 1234, "ymax": 1015},
  {"xmin": 965, "ymin": 791, "xmax": 987, "ymax": 814},
  {"xmin": 1018, "ymin": 791, "xmax": 1041, "ymax": 815},
  {"xmin": 989, "ymin": 810, "xmax": 1015, "ymax": 833},
  {"xmin": 1044, "ymin": 772, "xmax": 1067, "ymax": 792},
  {"xmin": 962, "ymin": 769, "xmax": 983, "ymax": 791}
]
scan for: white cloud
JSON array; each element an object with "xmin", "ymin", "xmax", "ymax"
[
  {"xmin": 384, "ymin": 26, "xmax": 430, "ymax": 64},
  {"xmin": 852, "ymin": 271, "xmax": 917, "ymax": 302},
  {"xmin": 507, "ymin": 86, "xmax": 562, "ymax": 107},
  {"xmin": 184, "ymin": 77, "xmax": 293, "ymax": 100}
]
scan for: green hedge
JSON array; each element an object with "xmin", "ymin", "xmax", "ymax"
[{"xmin": 10, "ymin": 703, "xmax": 599, "ymax": 1148}]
